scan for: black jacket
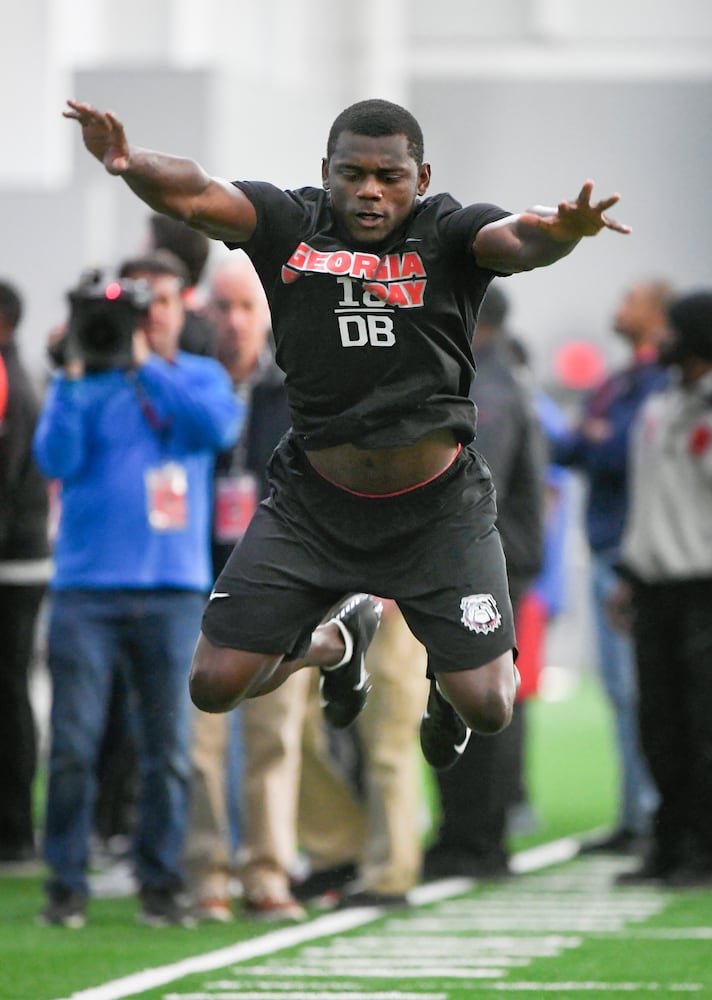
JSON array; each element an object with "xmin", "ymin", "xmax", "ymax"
[
  {"xmin": 211, "ymin": 356, "xmax": 291, "ymax": 575},
  {"xmin": 470, "ymin": 339, "xmax": 546, "ymax": 604},
  {"xmin": 0, "ymin": 341, "xmax": 50, "ymax": 562}
]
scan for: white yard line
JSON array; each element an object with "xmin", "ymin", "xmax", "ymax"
[
  {"xmin": 164, "ymin": 994, "xmax": 449, "ymax": 1000},
  {"xmin": 50, "ymin": 837, "xmax": 671, "ymax": 1000},
  {"xmin": 487, "ymin": 983, "xmax": 703, "ymax": 992},
  {"xmin": 52, "ymin": 881, "xmax": 476, "ymax": 1000},
  {"xmin": 509, "ymin": 837, "xmax": 581, "ymax": 873},
  {"xmin": 53, "ymin": 909, "xmax": 379, "ymax": 1000}
]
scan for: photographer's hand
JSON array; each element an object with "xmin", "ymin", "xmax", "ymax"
[
  {"xmin": 63, "ymin": 100, "xmax": 131, "ymax": 175},
  {"xmin": 132, "ymin": 329, "xmax": 151, "ymax": 368},
  {"xmin": 64, "ymin": 358, "xmax": 85, "ymax": 380},
  {"xmin": 46, "ymin": 322, "xmax": 84, "ymax": 378}
]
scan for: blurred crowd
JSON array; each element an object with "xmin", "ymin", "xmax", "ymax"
[{"xmin": 2, "ymin": 220, "xmax": 711, "ymax": 928}]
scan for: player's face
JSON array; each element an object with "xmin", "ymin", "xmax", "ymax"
[{"xmin": 323, "ymin": 131, "xmax": 430, "ymax": 246}]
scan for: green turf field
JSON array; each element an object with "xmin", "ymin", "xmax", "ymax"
[{"xmin": 3, "ymin": 674, "xmax": 709, "ymax": 1000}]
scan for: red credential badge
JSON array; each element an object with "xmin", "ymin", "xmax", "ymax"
[
  {"xmin": 145, "ymin": 462, "xmax": 189, "ymax": 531},
  {"xmin": 213, "ymin": 472, "xmax": 258, "ymax": 543}
]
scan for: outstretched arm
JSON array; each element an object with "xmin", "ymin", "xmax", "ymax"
[
  {"xmin": 63, "ymin": 100, "xmax": 256, "ymax": 242},
  {"xmin": 473, "ymin": 180, "xmax": 631, "ymax": 274}
]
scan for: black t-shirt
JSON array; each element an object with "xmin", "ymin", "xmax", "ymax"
[{"xmin": 227, "ymin": 183, "xmax": 510, "ymax": 450}]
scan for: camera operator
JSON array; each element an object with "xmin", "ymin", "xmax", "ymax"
[{"xmin": 33, "ymin": 255, "xmax": 243, "ymax": 928}]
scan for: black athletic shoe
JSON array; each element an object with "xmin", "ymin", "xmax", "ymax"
[
  {"xmin": 578, "ymin": 827, "xmax": 643, "ymax": 856},
  {"xmin": 291, "ymin": 862, "xmax": 358, "ymax": 902},
  {"xmin": 319, "ymin": 594, "xmax": 382, "ymax": 729},
  {"xmin": 665, "ymin": 864, "xmax": 712, "ymax": 889},
  {"xmin": 336, "ymin": 889, "xmax": 410, "ymax": 910},
  {"xmin": 423, "ymin": 845, "xmax": 511, "ymax": 881},
  {"xmin": 37, "ymin": 886, "xmax": 87, "ymax": 929},
  {"xmin": 419, "ymin": 678, "xmax": 471, "ymax": 770},
  {"xmin": 615, "ymin": 863, "xmax": 668, "ymax": 887},
  {"xmin": 137, "ymin": 885, "xmax": 197, "ymax": 928}
]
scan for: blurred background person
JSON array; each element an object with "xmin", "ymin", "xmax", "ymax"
[
  {"xmin": 33, "ymin": 260, "xmax": 241, "ymax": 928},
  {"xmin": 89, "ymin": 249, "xmax": 214, "ymax": 866},
  {"xmin": 612, "ymin": 290, "xmax": 712, "ymax": 888},
  {"xmin": 506, "ymin": 336, "xmax": 575, "ymax": 836},
  {"xmin": 91, "ymin": 226, "xmax": 221, "ymax": 862},
  {"xmin": 0, "ymin": 280, "xmax": 51, "ymax": 864},
  {"xmin": 423, "ymin": 282, "xmax": 547, "ymax": 880},
  {"xmin": 553, "ymin": 279, "xmax": 672, "ymax": 854},
  {"xmin": 183, "ymin": 253, "xmax": 296, "ymax": 923},
  {"xmin": 295, "ymin": 602, "xmax": 429, "ymax": 908},
  {"xmin": 145, "ymin": 213, "xmax": 217, "ymax": 357}
]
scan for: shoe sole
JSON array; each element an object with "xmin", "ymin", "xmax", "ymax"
[
  {"xmin": 37, "ymin": 913, "xmax": 86, "ymax": 929},
  {"xmin": 320, "ymin": 596, "xmax": 381, "ymax": 729},
  {"xmin": 243, "ymin": 905, "xmax": 306, "ymax": 922},
  {"xmin": 136, "ymin": 912, "xmax": 197, "ymax": 928},
  {"xmin": 194, "ymin": 908, "xmax": 234, "ymax": 923}
]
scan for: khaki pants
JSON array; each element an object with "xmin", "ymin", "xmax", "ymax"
[
  {"xmin": 183, "ymin": 706, "xmax": 233, "ymax": 900},
  {"xmin": 238, "ymin": 668, "xmax": 312, "ymax": 898},
  {"xmin": 185, "ymin": 669, "xmax": 312, "ymax": 902},
  {"xmin": 184, "ymin": 606, "xmax": 428, "ymax": 901},
  {"xmin": 298, "ymin": 608, "xmax": 429, "ymax": 895}
]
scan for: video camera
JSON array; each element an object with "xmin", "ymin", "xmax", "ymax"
[{"xmin": 55, "ymin": 269, "xmax": 153, "ymax": 371}]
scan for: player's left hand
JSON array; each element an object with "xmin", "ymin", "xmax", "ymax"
[{"xmin": 522, "ymin": 181, "xmax": 631, "ymax": 241}]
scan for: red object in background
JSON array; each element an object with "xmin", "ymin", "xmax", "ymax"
[
  {"xmin": 0, "ymin": 354, "xmax": 7, "ymax": 423},
  {"xmin": 553, "ymin": 340, "xmax": 606, "ymax": 390},
  {"xmin": 689, "ymin": 423, "xmax": 712, "ymax": 456},
  {"xmin": 513, "ymin": 590, "xmax": 547, "ymax": 702}
]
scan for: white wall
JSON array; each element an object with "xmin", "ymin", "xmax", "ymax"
[
  {"xmin": 2, "ymin": 0, "xmax": 710, "ymax": 383},
  {"xmin": 415, "ymin": 76, "xmax": 712, "ymax": 377}
]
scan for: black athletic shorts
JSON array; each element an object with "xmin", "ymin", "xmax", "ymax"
[{"xmin": 202, "ymin": 431, "xmax": 515, "ymax": 675}]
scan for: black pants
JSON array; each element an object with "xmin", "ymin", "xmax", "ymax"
[
  {"xmin": 425, "ymin": 581, "xmax": 529, "ymax": 876},
  {"xmin": 632, "ymin": 578, "xmax": 712, "ymax": 870},
  {"xmin": 427, "ymin": 703, "xmax": 525, "ymax": 874},
  {"xmin": 0, "ymin": 583, "xmax": 46, "ymax": 855}
]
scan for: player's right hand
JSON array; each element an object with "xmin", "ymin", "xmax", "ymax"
[{"xmin": 63, "ymin": 100, "xmax": 130, "ymax": 175}]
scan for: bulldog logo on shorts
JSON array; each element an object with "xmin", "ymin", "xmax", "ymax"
[{"xmin": 460, "ymin": 593, "xmax": 502, "ymax": 634}]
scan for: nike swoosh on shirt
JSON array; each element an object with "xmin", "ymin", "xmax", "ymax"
[{"xmin": 209, "ymin": 591, "xmax": 230, "ymax": 601}]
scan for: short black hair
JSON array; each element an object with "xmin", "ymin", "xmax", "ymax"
[
  {"xmin": 478, "ymin": 283, "xmax": 510, "ymax": 328},
  {"xmin": 149, "ymin": 214, "xmax": 210, "ymax": 287},
  {"xmin": 119, "ymin": 249, "xmax": 190, "ymax": 288},
  {"xmin": 327, "ymin": 99, "xmax": 424, "ymax": 166},
  {"xmin": 667, "ymin": 290, "xmax": 712, "ymax": 362},
  {"xmin": 0, "ymin": 280, "xmax": 22, "ymax": 331}
]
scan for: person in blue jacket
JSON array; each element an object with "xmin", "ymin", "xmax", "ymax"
[{"xmin": 33, "ymin": 254, "xmax": 243, "ymax": 928}]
